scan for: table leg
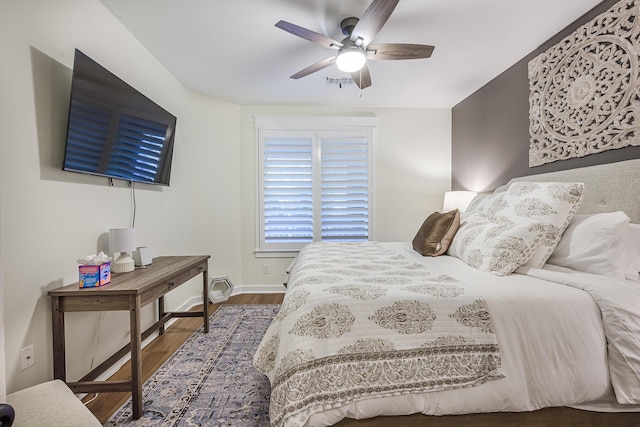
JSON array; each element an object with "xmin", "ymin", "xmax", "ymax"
[
  {"xmin": 203, "ymin": 268, "xmax": 209, "ymax": 333},
  {"xmin": 129, "ymin": 295, "xmax": 143, "ymax": 419},
  {"xmin": 158, "ymin": 296, "xmax": 165, "ymax": 335},
  {"xmin": 51, "ymin": 296, "xmax": 66, "ymax": 381}
]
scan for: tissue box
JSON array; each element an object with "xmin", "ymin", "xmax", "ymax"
[{"xmin": 79, "ymin": 262, "xmax": 111, "ymax": 288}]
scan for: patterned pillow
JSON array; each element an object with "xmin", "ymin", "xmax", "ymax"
[
  {"xmin": 449, "ymin": 181, "xmax": 585, "ymax": 274},
  {"xmin": 447, "ymin": 211, "xmax": 543, "ymax": 276},
  {"xmin": 412, "ymin": 210, "xmax": 461, "ymax": 256},
  {"xmin": 499, "ymin": 182, "xmax": 585, "ymax": 267}
]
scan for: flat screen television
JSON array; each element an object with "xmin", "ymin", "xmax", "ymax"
[{"xmin": 62, "ymin": 49, "xmax": 177, "ymax": 186}]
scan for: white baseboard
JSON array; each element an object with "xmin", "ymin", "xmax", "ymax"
[{"xmin": 232, "ymin": 284, "xmax": 286, "ymax": 294}]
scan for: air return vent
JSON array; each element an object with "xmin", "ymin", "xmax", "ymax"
[{"xmin": 326, "ymin": 77, "xmax": 354, "ymax": 87}]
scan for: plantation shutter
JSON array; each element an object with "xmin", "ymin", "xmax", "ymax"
[
  {"xmin": 320, "ymin": 132, "xmax": 369, "ymax": 241},
  {"xmin": 255, "ymin": 116, "xmax": 376, "ymax": 254},
  {"xmin": 262, "ymin": 132, "xmax": 314, "ymax": 248}
]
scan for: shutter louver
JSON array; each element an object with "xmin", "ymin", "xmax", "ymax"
[
  {"xmin": 107, "ymin": 114, "xmax": 167, "ymax": 183},
  {"xmin": 64, "ymin": 99, "xmax": 169, "ymax": 184},
  {"xmin": 63, "ymin": 101, "xmax": 111, "ymax": 172},
  {"xmin": 263, "ymin": 136, "xmax": 314, "ymax": 245},
  {"xmin": 320, "ymin": 136, "xmax": 369, "ymax": 241}
]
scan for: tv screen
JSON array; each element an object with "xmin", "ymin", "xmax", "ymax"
[{"xmin": 62, "ymin": 49, "xmax": 176, "ymax": 186}]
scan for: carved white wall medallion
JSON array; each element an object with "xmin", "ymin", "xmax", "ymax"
[{"xmin": 528, "ymin": 0, "xmax": 640, "ymax": 167}]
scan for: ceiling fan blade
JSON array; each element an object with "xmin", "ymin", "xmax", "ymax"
[
  {"xmin": 290, "ymin": 56, "xmax": 336, "ymax": 79},
  {"xmin": 275, "ymin": 20, "xmax": 343, "ymax": 50},
  {"xmin": 366, "ymin": 43, "xmax": 435, "ymax": 60},
  {"xmin": 350, "ymin": 64, "xmax": 372, "ymax": 89},
  {"xmin": 350, "ymin": 0, "xmax": 400, "ymax": 46}
]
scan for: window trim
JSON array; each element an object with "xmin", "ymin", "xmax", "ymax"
[{"xmin": 254, "ymin": 116, "xmax": 377, "ymax": 256}]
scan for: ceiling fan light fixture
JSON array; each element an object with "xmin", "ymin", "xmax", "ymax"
[
  {"xmin": 336, "ymin": 46, "xmax": 366, "ymax": 72},
  {"xmin": 276, "ymin": 0, "xmax": 434, "ymax": 89}
]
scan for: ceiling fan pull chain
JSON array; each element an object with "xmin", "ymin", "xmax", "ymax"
[{"xmin": 359, "ymin": 68, "xmax": 363, "ymax": 97}]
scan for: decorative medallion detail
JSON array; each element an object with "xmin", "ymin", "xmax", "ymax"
[
  {"xmin": 404, "ymin": 284, "xmax": 465, "ymax": 298},
  {"xmin": 338, "ymin": 338, "xmax": 396, "ymax": 354},
  {"xmin": 253, "ymin": 335, "xmax": 280, "ymax": 373},
  {"xmin": 528, "ymin": 0, "xmax": 640, "ymax": 166},
  {"xmin": 450, "ymin": 299, "xmax": 495, "ymax": 333},
  {"xmin": 275, "ymin": 288, "xmax": 310, "ymax": 321},
  {"xmin": 290, "ymin": 303, "xmax": 355, "ymax": 339},
  {"xmin": 326, "ymin": 284, "xmax": 387, "ymax": 300},
  {"xmin": 369, "ymin": 300, "xmax": 437, "ymax": 334}
]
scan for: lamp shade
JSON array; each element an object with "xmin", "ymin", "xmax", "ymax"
[
  {"xmin": 109, "ymin": 228, "xmax": 136, "ymax": 273},
  {"xmin": 443, "ymin": 191, "xmax": 477, "ymax": 213},
  {"xmin": 109, "ymin": 228, "xmax": 136, "ymax": 253}
]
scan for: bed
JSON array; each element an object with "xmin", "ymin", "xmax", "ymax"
[{"xmin": 254, "ymin": 159, "xmax": 640, "ymax": 427}]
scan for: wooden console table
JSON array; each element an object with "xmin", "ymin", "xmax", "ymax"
[{"xmin": 49, "ymin": 255, "xmax": 210, "ymax": 419}]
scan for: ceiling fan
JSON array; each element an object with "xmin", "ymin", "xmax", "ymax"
[{"xmin": 275, "ymin": 0, "xmax": 434, "ymax": 90}]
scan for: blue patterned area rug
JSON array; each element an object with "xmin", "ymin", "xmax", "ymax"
[{"xmin": 105, "ymin": 304, "xmax": 280, "ymax": 427}]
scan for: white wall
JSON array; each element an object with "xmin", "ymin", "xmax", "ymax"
[
  {"xmin": 0, "ymin": 258, "xmax": 5, "ymax": 401},
  {"xmin": 0, "ymin": 0, "xmax": 242, "ymax": 393},
  {"xmin": 238, "ymin": 106, "xmax": 452, "ymax": 287}
]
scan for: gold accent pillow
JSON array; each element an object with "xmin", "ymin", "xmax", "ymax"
[{"xmin": 412, "ymin": 210, "xmax": 461, "ymax": 256}]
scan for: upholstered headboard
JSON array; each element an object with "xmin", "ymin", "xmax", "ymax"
[{"xmin": 503, "ymin": 159, "xmax": 640, "ymax": 224}]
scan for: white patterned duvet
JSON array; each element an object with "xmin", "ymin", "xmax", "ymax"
[{"xmin": 254, "ymin": 242, "xmax": 638, "ymax": 427}]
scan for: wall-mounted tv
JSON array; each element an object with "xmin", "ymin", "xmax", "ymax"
[{"xmin": 62, "ymin": 49, "xmax": 177, "ymax": 186}]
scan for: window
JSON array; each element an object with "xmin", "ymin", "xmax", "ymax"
[{"xmin": 255, "ymin": 116, "xmax": 377, "ymax": 254}]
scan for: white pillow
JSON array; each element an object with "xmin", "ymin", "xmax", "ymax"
[
  {"xmin": 623, "ymin": 223, "xmax": 640, "ymax": 280},
  {"xmin": 546, "ymin": 212, "xmax": 632, "ymax": 280}
]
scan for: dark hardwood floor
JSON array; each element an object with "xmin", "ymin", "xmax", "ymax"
[{"xmin": 82, "ymin": 293, "xmax": 284, "ymax": 423}]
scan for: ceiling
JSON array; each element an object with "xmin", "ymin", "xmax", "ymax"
[{"xmin": 99, "ymin": 0, "xmax": 602, "ymax": 108}]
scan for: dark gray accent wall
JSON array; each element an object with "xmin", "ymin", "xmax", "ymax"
[{"xmin": 452, "ymin": 0, "xmax": 640, "ymax": 192}]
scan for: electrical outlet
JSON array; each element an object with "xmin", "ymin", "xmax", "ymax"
[
  {"xmin": 262, "ymin": 264, "xmax": 269, "ymax": 274},
  {"xmin": 20, "ymin": 344, "xmax": 34, "ymax": 370}
]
